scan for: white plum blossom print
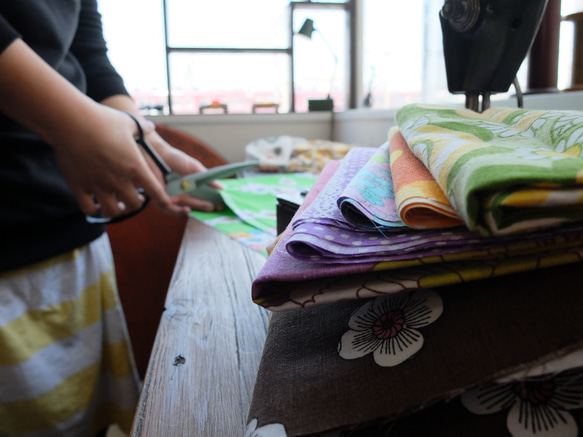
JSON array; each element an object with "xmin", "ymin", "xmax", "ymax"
[
  {"xmin": 338, "ymin": 289, "xmax": 443, "ymax": 367},
  {"xmin": 245, "ymin": 419, "xmax": 287, "ymax": 437},
  {"xmin": 461, "ymin": 367, "xmax": 583, "ymax": 437}
]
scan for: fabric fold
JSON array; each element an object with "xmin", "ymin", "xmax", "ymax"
[
  {"xmin": 335, "ymin": 130, "xmax": 464, "ymax": 231},
  {"xmin": 291, "ymin": 146, "xmax": 378, "ymax": 231},
  {"xmin": 284, "ymin": 145, "xmax": 583, "ymax": 266},
  {"xmin": 253, "ymin": 158, "xmax": 583, "ymax": 311},
  {"xmin": 389, "ymin": 129, "xmax": 464, "ymax": 229},
  {"xmin": 396, "ymin": 104, "xmax": 583, "ymax": 236},
  {"xmin": 336, "ymin": 142, "xmax": 405, "ymax": 229}
]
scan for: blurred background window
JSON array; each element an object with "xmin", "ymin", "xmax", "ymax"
[{"xmin": 98, "ymin": 0, "xmax": 582, "ymax": 115}]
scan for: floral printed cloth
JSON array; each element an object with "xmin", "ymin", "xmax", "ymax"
[
  {"xmin": 247, "ymin": 106, "xmax": 583, "ymax": 436},
  {"xmin": 247, "ymin": 263, "xmax": 583, "ymax": 436},
  {"xmin": 396, "ymin": 104, "xmax": 583, "ymax": 236}
]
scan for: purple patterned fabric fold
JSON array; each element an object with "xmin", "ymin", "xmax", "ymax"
[
  {"xmin": 290, "ymin": 146, "xmax": 379, "ymax": 231},
  {"xmin": 287, "ymin": 221, "xmax": 583, "ymax": 263}
]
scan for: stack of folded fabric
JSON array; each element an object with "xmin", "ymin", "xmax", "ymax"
[{"xmin": 245, "ymin": 104, "xmax": 583, "ymax": 437}]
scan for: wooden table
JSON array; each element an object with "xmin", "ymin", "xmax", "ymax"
[{"xmin": 130, "ymin": 218, "xmax": 269, "ymax": 436}]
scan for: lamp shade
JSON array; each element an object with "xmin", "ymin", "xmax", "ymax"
[{"xmin": 298, "ymin": 18, "xmax": 315, "ymax": 38}]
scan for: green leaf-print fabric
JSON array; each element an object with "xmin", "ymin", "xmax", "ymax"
[
  {"xmin": 190, "ymin": 173, "xmax": 317, "ymax": 255},
  {"xmin": 396, "ymin": 104, "xmax": 583, "ymax": 235}
]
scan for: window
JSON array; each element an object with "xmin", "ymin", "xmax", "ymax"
[
  {"xmin": 361, "ymin": 0, "xmax": 581, "ymax": 109},
  {"xmin": 163, "ymin": 0, "xmax": 291, "ymax": 114},
  {"xmin": 98, "ymin": 0, "xmax": 168, "ymax": 112},
  {"xmin": 291, "ymin": 2, "xmax": 352, "ymax": 112},
  {"xmin": 99, "ymin": 0, "xmax": 579, "ymax": 114},
  {"xmin": 361, "ymin": 1, "xmax": 432, "ymax": 109},
  {"xmin": 559, "ymin": 0, "xmax": 583, "ymax": 90},
  {"xmin": 99, "ymin": 0, "xmax": 352, "ymax": 114}
]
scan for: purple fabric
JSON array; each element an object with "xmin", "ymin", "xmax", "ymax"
[
  {"xmin": 291, "ymin": 146, "xmax": 379, "ymax": 231},
  {"xmin": 287, "ymin": 220, "xmax": 583, "ymax": 263}
]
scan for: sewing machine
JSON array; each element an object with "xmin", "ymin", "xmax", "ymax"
[{"xmin": 440, "ymin": 0, "xmax": 549, "ymax": 112}]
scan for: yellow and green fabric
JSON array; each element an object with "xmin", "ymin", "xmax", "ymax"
[
  {"xmin": 191, "ymin": 173, "xmax": 317, "ymax": 256},
  {"xmin": 396, "ymin": 104, "xmax": 583, "ymax": 236}
]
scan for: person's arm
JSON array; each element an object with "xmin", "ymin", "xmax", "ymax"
[
  {"xmin": 0, "ymin": 39, "xmax": 213, "ymax": 218},
  {"xmin": 69, "ymin": 0, "xmax": 220, "ymax": 212}
]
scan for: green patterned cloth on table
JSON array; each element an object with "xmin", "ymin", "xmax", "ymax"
[
  {"xmin": 190, "ymin": 173, "xmax": 317, "ymax": 256},
  {"xmin": 396, "ymin": 104, "xmax": 583, "ymax": 236}
]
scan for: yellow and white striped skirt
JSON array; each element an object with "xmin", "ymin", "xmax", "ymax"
[{"xmin": 0, "ymin": 233, "xmax": 140, "ymax": 436}]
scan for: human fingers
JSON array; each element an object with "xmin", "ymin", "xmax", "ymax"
[
  {"xmin": 91, "ymin": 189, "xmax": 124, "ymax": 219},
  {"xmin": 110, "ymin": 186, "xmax": 147, "ymax": 216},
  {"xmin": 88, "ymin": 179, "xmax": 146, "ymax": 218},
  {"xmin": 74, "ymin": 188, "xmax": 101, "ymax": 217},
  {"xmin": 172, "ymin": 193, "xmax": 221, "ymax": 212},
  {"xmin": 133, "ymin": 165, "xmax": 191, "ymax": 216},
  {"xmin": 140, "ymin": 130, "xmax": 227, "ymax": 212},
  {"xmin": 114, "ymin": 182, "xmax": 148, "ymax": 212}
]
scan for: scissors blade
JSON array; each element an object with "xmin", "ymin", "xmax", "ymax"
[{"xmin": 165, "ymin": 160, "xmax": 259, "ymax": 197}]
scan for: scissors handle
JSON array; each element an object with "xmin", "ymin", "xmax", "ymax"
[{"xmin": 125, "ymin": 112, "xmax": 172, "ymax": 178}]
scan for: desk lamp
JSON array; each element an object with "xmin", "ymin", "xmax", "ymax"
[
  {"xmin": 298, "ymin": 18, "xmax": 338, "ymax": 111},
  {"xmin": 440, "ymin": 0, "xmax": 549, "ymax": 112}
]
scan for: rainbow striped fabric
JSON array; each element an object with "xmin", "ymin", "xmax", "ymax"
[{"xmin": 0, "ymin": 234, "xmax": 140, "ymax": 436}]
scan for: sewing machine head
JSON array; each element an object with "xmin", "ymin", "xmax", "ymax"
[{"xmin": 440, "ymin": 0, "xmax": 549, "ymax": 112}]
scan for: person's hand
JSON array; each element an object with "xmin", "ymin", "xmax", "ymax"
[
  {"xmin": 140, "ymin": 123, "xmax": 223, "ymax": 213},
  {"xmin": 0, "ymin": 40, "xmax": 222, "ymax": 221},
  {"xmin": 51, "ymin": 106, "xmax": 166, "ymax": 219},
  {"xmin": 52, "ymin": 106, "xmax": 219, "ymax": 221}
]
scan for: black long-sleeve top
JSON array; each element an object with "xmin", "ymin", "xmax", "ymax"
[{"xmin": 0, "ymin": 0, "xmax": 129, "ymax": 271}]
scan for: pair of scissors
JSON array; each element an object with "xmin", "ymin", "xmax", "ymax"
[
  {"xmin": 86, "ymin": 113, "xmax": 259, "ymax": 224},
  {"xmin": 128, "ymin": 113, "xmax": 259, "ymax": 200}
]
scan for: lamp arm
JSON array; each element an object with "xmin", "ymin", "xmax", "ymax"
[
  {"xmin": 314, "ymin": 29, "xmax": 339, "ymax": 98},
  {"xmin": 327, "ymin": 58, "xmax": 338, "ymax": 99}
]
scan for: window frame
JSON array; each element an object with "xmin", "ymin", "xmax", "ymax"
[{"xmin": 161, "ymin": 0, "xmax": 357, "ymax": 114}]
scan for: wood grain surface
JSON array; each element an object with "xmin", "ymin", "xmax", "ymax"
[{"xmin": 131, "ymin": 218, "xmax": 269, "ymax": 436}]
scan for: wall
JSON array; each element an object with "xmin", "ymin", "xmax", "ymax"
[
  {"xmin": 333, "ymin": 90, "xmax": 583, "ymax": 148},
  {"xmin": 150, "ymin": 91, "xmax": 583, "ymax": 162},
  {"xmin": 491, "ymin": 90, "xmax": 583, "ymax": 110},
  {"xmin": 332, "ymin": 109, "xmax": 397, "ymax": 147},
  {"xmin": 150, "ymin": 112, "xmax": 332, "ymax": 163}
]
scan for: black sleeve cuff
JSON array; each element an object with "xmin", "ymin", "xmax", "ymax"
[{"xmin": 0, "ymin": 13, "xmax": 20, "ymax": 55}]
